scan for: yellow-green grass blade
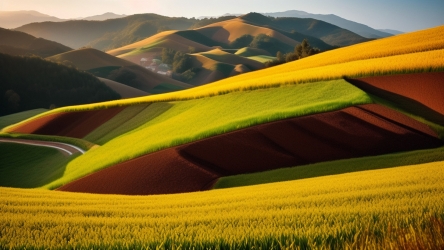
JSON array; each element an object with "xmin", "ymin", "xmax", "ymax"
[
  {"xmin": 42, "ymin": 79, "xmax": 372, "ymax": 189},
  {"xmin": 0, "ymin": 142, "xmax": 80, "ymax": 188},
  {"xmin": 1, "ymin": 160, "xmax": 443, "ymax": 248}
]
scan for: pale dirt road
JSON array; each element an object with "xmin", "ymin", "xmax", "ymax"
[{"xmin": 0, "ymin": 138, "xmax": 85, "ymax": 156}]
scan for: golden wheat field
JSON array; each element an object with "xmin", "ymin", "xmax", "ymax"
[{"xmin": 1, "ymin": 160, "xmax": 443, "ymax": 249}]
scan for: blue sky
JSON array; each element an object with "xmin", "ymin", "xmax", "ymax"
[{"xmin": 2, "ymin": 0, "xmax": 443, "ymax": 32}]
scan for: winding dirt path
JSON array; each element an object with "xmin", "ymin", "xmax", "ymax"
[{"xmin": 0, "ymin": 138, "xmax": 85, "ymax": 156}]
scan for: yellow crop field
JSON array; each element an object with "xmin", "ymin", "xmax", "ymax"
[
  {"xmin": 1, "ymin": 161, "xmax": 443, "ymax": 249},
  {"xmin": 4, "ymin": 46, "xmax": 444, "ymax": 134}
]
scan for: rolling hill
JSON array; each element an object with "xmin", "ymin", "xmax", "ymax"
[
  {"xmin": 81, "ymin": 12, "xmax": 127, "ymax": 21},
  {"xmin": 238, "ymin": 12, "xmax": 369, "ymax": 47},
  {"xmin": 15, "ymin": 13, "xmax": 364, "ymax": 52},
  {"xmin": 107, "ymin": 13, "xmax": 351, "ymax": 86},
  {"xmin": 0, "ymin": 52, "xmax": 120, "ymax": 116},
  {"xmin": 0, "ymin": 27, "xmax": 72, "ymax": 58},
  {"xmin": 3, "ymin": 25, "xmax": 444, "ymax": 192},
  {"xmin": 264, "ymin": 10, "xmax": 393, "ymax": 38},
  {"xmin": 47, "ymin": 48, "xmax": 192, "ymax": 93},
  {"xmin": 1, "ymin": 24, "xmax": 443, "ymax": 249},
  {"xmin": 0, "ymin": 10, "xmax": 64, "ymax": 29},
  {"xmin": 15, "ymin": 14, "xmax": 198, "ymax": 50}
]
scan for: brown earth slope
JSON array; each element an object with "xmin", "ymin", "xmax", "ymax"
[
  {"xmin": 58, "ymin": 104, "xmax": 442, "ymax": 195},
  {"xmin": 8, "ymin": 107, "xmax": 124, "ymax": 138},
  {"xmin": 347, "ymin": 72, "xmax": 444, "ymax": 124}
]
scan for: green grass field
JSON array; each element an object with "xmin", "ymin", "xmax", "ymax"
[
  {"xmin": 40, "ymin": 79, "xmax": 372, "ymax": 189},
  {"xmin": 247, "ymin": 55, "xmax": 276, "ymax": 63},
  {"xmin": 0, "ymin": 109, "xmax": 47, "ymax": 130},
  {"xmin": 214, "ymin": 146, "xmax": 444, "ymax": 189},
  {"xmin": 235, "ymin": 47, "xmax": 270, "ymax": 57},
  {"xmin": 0, "ymin": 142, "xmax": 79, "ymax": 188},
  {"xmin": 1, "ymin": 160, "xmax": 443, "ymax": 249}
]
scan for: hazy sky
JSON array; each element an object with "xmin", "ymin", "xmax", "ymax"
[{"xmin": 2, "ymin": 0, "xmax": 444, "ymax": 32}]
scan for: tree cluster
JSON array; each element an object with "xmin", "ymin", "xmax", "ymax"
[
  {"xmin": 160, "ymin": 48, "xmax": 196, "ymax": 82},
  {"xmin": 0, "ymin": 53, "xmax": 120, "ymax": 116},
  {"xmin": 265, "ymin": 39, "xmax": 320, "ymax": 67}
]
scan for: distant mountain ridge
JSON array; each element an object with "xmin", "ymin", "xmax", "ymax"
[
  {"xmin": 262, "ymin": 10, "xmax": 393, "ymax": 38},
  {"xmin": 0, "ymin": 11, "xmax": 127, "ymax": 29},
  {"xmin": 15, "ymin": 14, "xmax": 198, "ymax": 50},
  {"xmin": 377, "ymin": 29, "xmax": 404, "ymax": 35},
  {"xmin": 81, "ymin": 12, "xmax": 127, "ymax": 21},
  {"xmin": 0, "ymin": 27, "xmax": 72, "ymax": 58},
  {"xmin": 0, "ymin": 10, "xmax": 64, "ymax": 29},
  {"xmin": 15, "ymin": 13, "xmax": 366, "ymax": 51}
]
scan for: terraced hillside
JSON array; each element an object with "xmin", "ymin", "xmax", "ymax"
[
  {"xmin": 1, "ymin": 25, "xmax": 443, "ymax": 249},
  {"xmin": 3, "ymin": 25, "xmax": 444, "ymax": 192}
]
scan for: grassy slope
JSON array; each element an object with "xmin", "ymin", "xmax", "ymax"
[
  {"xmin": 41, "ymin": 79, "xmax": 372, "ymax": 189},
  {"xmin": 4, "ymin": 25, "xmax": 442, "ymax": 123},
  {"xmin": 47, "ymin": 47, "xmax": 134, "ymax": 70},
  {"xmin": 247, "ymin": 55, "xmax": 276, "ymax": 63},
  {"xmin": 196, "ymin": 49, "xmax": 264, "ymax": 70},
  {"xmin": 214, "ymin": 87, "xmax": 444, "ymax": 189},
  {"xmin": 0, "ymin": 143, "xmax": 79, "ymax": 188},
  {"xmin": 196, "ymin": 18, "xmax": 298, "ymax": 47},
  {"xmin": 0, "ymin": 109, "xmax": 47, "ymax": 130},
  {"xmin": 214, "ymin": 146, "xmax": 444, "ymax": 189},
  {"xmin": 1, "ymin": 161, "xmax": 443, "ymax": 248},
  {"xmin": 235, "ymin": 47, "xmax": 271, "ymax": 57},
  {"xmin": 107, "ymin": 30, "xmax": 212, "ymax": 57}
]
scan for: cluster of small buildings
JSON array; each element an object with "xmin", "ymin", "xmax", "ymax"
[{"xmin": 140, "ymin": 58, "xmax": 172, "ymax": 77}]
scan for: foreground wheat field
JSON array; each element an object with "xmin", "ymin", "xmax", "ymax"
[{"xmin": 1, "ymin": 161, "xmax": 443, "ymax": 249}]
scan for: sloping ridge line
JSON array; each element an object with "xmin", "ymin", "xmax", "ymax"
[{"xmin": 57, "ymin": 104, "xmax": 443, "ymax": 195}]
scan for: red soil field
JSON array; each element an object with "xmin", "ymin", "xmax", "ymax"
[
  {"xmin": 58, "ymin": 104, "xmax": 443, "ymax": 195},
  {"xmin": 347, "ymin": 72, "xmax": 444, "ymax": 116},
  {"xmin": 58, "ymin": 149, "xmax": 220, "ymax": 195},
  {"xmin": 8, "ymin": 107, "xmax": 124, "ymax": 138}
]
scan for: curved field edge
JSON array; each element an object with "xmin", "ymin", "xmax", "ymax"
[
  {"xmin": 0, "ymin": 133, "xmax": 97, "ymax": 151},
  {"xmin": 3, "ymin": 31, "xmax": 444, "ymax": 132},
  {"xmin": 213, "ymin": 146, "xmax": 444, "ymax": 189},
  {"xmin": 39, "ymin": 80, "xmax": 373, "ymax": 189},
  {"xmin": 0, "ymin": 109, "xmax": 47, "ymax": 130},
  {"xmin": 1, "ymin": 161, "xmax": 443, "ymax": 249},
  {"xmin": 0, "ymin": 142, "xmax": 79, "ymax": 188}
]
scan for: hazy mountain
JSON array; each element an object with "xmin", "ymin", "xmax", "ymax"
[
  {"xmin": 378, "ymin": 29, "xmax": 404, "ymax": 35},
  {"xmin": 263, "ymin": 10, "xmax": 393, "ymax": 39},
  {"xmin": 81, "ymin": 12, "xmax": 127, "ymax": 21},
  {"xmin": 0, "ymin": 27, "xmax": 72, "ymax": 58},
  {"xmin": 0, "ymin": 10, "xmax": 64, "ymax": 29},
  {"xmin": 16, "ymin": 14, "xmax": 197, "ymax": 50},
  {"xmin": 237, "ymin": 13, "xmax": 368, "ymax": 47}
]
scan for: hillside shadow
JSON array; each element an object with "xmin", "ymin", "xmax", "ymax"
[
  {"xmin": 0, "ymin": 142, "xmax": 78, "ymax": 188},
  {"xmin": 345, "ymin": 77, "xmax": 444, "ymax": 126}
]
